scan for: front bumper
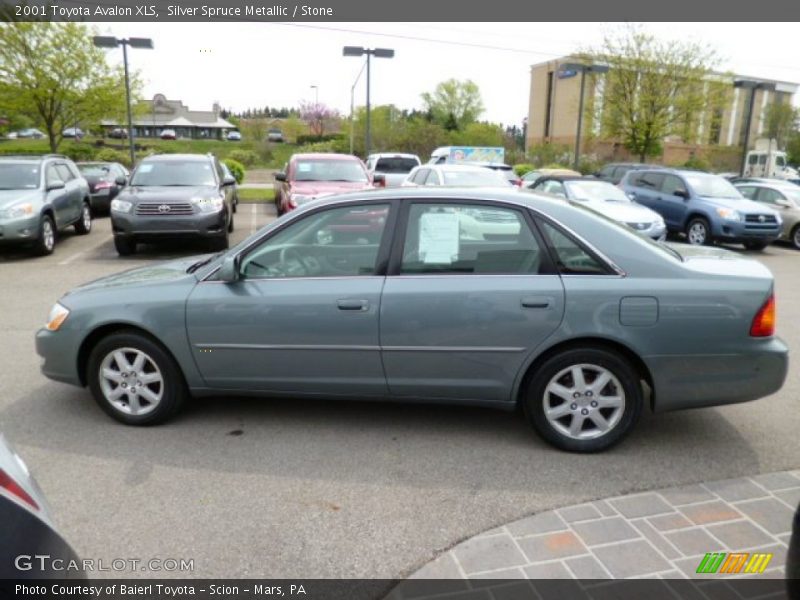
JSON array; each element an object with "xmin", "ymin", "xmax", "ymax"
[
  {"xmin": 648, "ymin": 336, "xmax": 789, "ymax": 412},
  {"xmin": 712, "ymin": 219, "xmax": 781, "ymax": 243},
  {"xmin": 111, "ymin": 209, "xmax": 227, "ymax": 241},
  {"xmin": 0, "ymin": 215, "xmax": 41, "ymax": 244},
  {"xmin": 35, "ymin": 328, "xmax": 82, "ymax": 386}
]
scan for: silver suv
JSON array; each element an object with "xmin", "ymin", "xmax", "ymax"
[{"xmin": 0, "ymin": 154, "xmax": 92, "ymax": 255}]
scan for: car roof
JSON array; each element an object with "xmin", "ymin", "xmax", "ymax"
[
  {"xmin": 428, "ymin": 164, "xmax": 505, "ymax": 173},
  {"xmin": 535, "ymin": 175, "xmax": 593, "ymax": 183},
  {"xmin": 292, "ymin": 153, "xmax": 361, "ymax": 161},
  {"xmin": 0, "ymin": 154, "xmax": 66, "ymax": 163},
  {"xmin": 369, "ymin": 153, "xmax": 419, "ymax": 159}
]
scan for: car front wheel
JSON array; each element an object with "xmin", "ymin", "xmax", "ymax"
[
  {"xmin": 114, "ymin": 236, "xmax": 137, "ymax": 256},
  {"xmin": 523, "ymin": 347, "xmax": 643, "ymax": 452},
  {"xmin": 791, "ymin": 225, "xmax": 800, "ymax": 250},
  {"xmin": 686, "ymin": 217, "xmax": 711, "ymax": 246},
  {"xmin": 87, "ymin": 331, "xmax": 188, "ymax": 425},
  {"xmin": 33, "ymin": 214, "xmax": 56, "ymax": 256}
]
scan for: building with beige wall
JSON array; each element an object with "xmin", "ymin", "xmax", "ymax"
[{"xmin": 526, "ymin": 56, "xmax": 798, "ymax": 165}]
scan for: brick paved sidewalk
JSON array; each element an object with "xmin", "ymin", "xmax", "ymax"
[{"xmin": 408, "ymin": 471, "xmax": 799, "ymax": 581}]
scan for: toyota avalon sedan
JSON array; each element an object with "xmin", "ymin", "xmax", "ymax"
[{"xmin": 36, "ymin": 188, "xmax": 787, "ymax": 452}]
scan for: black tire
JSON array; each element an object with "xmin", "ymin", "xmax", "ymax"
[
  {"xmin": 523, "ymin": 347, "xmax": 643, "ymax": 453},
  {"xmin": 743, "ymin": 241, "xmax": 768, "ymax": 251},
  {"xmin": 87, "ymin": 330, "xmax": 188, "ymax": 425},
  {"xmin": 114, "ymin": 236, "xmax": 137, "ymax": 256},
  {"xmin": 791, "ymin": 225, "xmax": 800, "ymax": 251},
  {"xmin": 32, "ymin": 214, "xmax": 56, "ymax": 256},
  {"xmin": 74, "ymin": 201, "xmax": 92, "ymax": 235},
  {"xmin": 685, "ymin": 217, "xmax": 712, "ymax": 246},
  {"xmin": 227, "ymin": 210, "xmax": 234, "ymax": 233},
  {"xmin": 210, "ymin": 229, "xmax": 229, "ymax": 251},
  {"xmin": 232, "ymin": 197, "xmax": 238, "ymax": 213}
]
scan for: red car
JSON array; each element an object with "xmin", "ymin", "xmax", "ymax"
[{"xmin": 274, "ymin": 153, "xmax": 382, "ymax": 215}]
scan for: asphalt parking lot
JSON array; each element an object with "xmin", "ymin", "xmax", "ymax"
[{"xmin": 1, "ymin": 210, "xmax": 799, "ymax": 580}]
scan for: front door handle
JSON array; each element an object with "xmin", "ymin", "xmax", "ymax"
[
  {"xmin": 337, "ymin": 299, "xmax": 369, "ymax": 311},
  {"xmin": 521, "ymin": 296, "xmax": 552, "ymax": 309}
]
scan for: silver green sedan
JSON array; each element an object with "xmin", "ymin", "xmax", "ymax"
[{"xmin": 35, "ymin": 188, "xmax": 788, "ymax": 452}]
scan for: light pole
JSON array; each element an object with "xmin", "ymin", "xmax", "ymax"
[
  {"xmin": 343, "ymin": 46, "xmax": 394, "ymax": 158},
  {"xmin": 310, "ymin": 85, "xmax": 319, "ymax": 105},
  {"xmin": 92, "ymin": 36, "xmax": 153, "ymax": 167},
  {"xmin": 560, "ymin": 62, "xmax": 609, "ymax": 170},
  {"xmin": 349, "ymin": 61, "xmax": 367, "ymax": 155},
  {"xmin": 734, "ymin": 79, "xmax": 776, "ymax": 176}
]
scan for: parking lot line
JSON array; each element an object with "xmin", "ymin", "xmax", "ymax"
[
  {"xmin": 57, "ymin": 235, "xmax": 113, "ymax": 265},
  {"xmin": 250, "ymin": 204, "xmax": 258, "ymax": 234}
]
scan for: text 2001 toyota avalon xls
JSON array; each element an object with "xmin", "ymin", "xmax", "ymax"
[{"xmin": 35, "ymin": 188, "xmax": 788, "ymax": 452}]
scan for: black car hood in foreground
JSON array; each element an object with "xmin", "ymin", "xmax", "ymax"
[{"xmin": 118, "ymin": 185, "xmax": 215, "ymax": 204}]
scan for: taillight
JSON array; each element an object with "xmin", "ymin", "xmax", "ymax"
[
  {"xmin": 750, "ymin": 294, "xmax": 775, "ymax": 337},
  {"xmin": 95, "ymin": 181, "xmax": 113, "ymax": 190},
  {"xmin": 0, "ymin": 468, "xmax": 40, "ymax": 511}
]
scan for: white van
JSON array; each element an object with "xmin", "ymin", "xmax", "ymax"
[
  {"xmin": 428, "ymin": 146, "xmax": 506, "ymax": 165},
  {"xmin": 744, "ymin": 141, "xmax": 798, "ymax": 180}
]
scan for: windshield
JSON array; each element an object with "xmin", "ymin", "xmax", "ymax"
[
  {"xmin": 565, "ymin": 180, "xmax": 631, "ymax": 203},
  {"xmin": 130, "ymin": 160, "xmax": 216, "ymax": 187},
  {"xmin": 441, "ymin": 169, "xmax": 510, "ymax": 186},
  {"xmin": 293, "ymin": 160, "xmax": 367, "ymax": 182},
  {"xmin": 0, "ymin": 163, "xmax": 40, "ymax": 189},
  {"xmin": 685, "ymin": 173, "xmax": 742, "ymax": 199},
  {"xmin": 78, "ymin": 164, "xmax": 111, "ymax": 177},
  {"xmin": 375, "ymin": 157, "xmax": 419, "ymax": 173}
]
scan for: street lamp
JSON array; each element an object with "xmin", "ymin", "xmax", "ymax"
[
  {"xmin": 560, "ymin": 62, "xmax": 609, "ymax": 170},
  {"xmin": 93, "ymin": 36, "xmax": 153, "ymax": 167},
  {"xmin": 343, "ymin": 46, "xmax": 394, "ymax": 158},
  {"xmin": 310, "ymin": 85, "xmax": 319, "ymax": 105},
  {"xmin": 349, "ymin": 61, "xmax": 367, "ymax": 155},
  {"xmin": 734, "ymin": 79, "xmax": 777, "ymax": 176}
]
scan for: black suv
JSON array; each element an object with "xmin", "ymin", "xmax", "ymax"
[
  {"xmin": 595, "ymin": 162, "xmax": 655, "ymax": 185},
  {"xmin": 0, "ymin": 154, "xmax": 92, "ymax": 255},
  {"xmin": 110, "ymin": 153, "xmax": 236, "ymax": 255}
]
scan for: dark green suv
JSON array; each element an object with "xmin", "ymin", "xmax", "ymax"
[{"xmin": 0, "ymin": 155, "xmax": 92, "ymax": 255}]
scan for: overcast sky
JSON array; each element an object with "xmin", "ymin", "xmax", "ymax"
[{"xmin": 98, "ymin": 22, "xmax": 800, "ymax": 126}]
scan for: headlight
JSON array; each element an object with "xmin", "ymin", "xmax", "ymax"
[
  {"xmin": 0, "ymin": 202, "xmax": 34, "ymax": 219},
  {"xmin": 191, "ymin": 195, "xmax": 224, "ymax": 213},
  {"xmin": 111, "ymin": 199, "xmax": 133, "ymax": 213},
  {"xmin": 45, "ymin": 302, "xmax": 70, "ymax": 332},
  {"xmin": 716, "ymin": 208, "xmax": 742, "ymax": 221}
]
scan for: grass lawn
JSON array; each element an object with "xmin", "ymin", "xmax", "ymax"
[
  {"xmin": 237, "ymin": 187, "xmax": 275, "ymax": 202},
  {"xmin": 0, "ymin": 137, "xmax": 298, "ymax": 169}
]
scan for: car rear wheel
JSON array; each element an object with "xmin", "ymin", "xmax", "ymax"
[
  {"xmin": 33, "ymin": 215, "xmax": 56, "ymax": 256},
  {"xmin": 74, "ymin": 202, "xmax": 92, "ymax": 235},
  {"xmin": 686, "ymin": 217, "xmax": 711, "ymax": 246},
  {"xmin": 114, "ymin": 236, "xmax": 137, "ymax": 256},
  {"xmin": 87, "ymin": 331, "xmax": 188, "ymax": 425},
  {"xmin": 523, "ymin": 348, "xmax": 643, "ymax": 452}
]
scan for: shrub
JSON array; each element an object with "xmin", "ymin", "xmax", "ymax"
[
  {"xmin": 222, "ymin": 158, "xmax": 245, "ymax": 184},
  {"xmin": 683, "ymin": 154, "xmax": 710, "ymax": 171},
  {"xmin": 94, "ymin": 148, "xmax": 131, "ymax": 167},
  {"xmin": 226, "ymin": 149, "xmax": 260, "ymax": 167},
  {"xmin": 543, "ymin": 163, "xmax": 571, "ymax": 170},
  {"xmin": 296, "ymin": 133, "xmax": 344, "ymax": 145},
  {"xmin": 513, "ymin": 163, "xmax": 534, "ymax": 177},
  {"xmin": 63, "ymin": 144, "xmax": 96, "ymax": 162},
  {"xmin": 527, "ymin": 143, "xmax": 571, "ymax": 167},
  {"xmin": 297, "ymin": 141, "xmax": 339, "ymax": 154},
  {"xmin": 577, "ymin": 156, "xmax": 601, "ymax": 176}
]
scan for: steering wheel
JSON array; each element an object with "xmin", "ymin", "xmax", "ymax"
[{"xmin": 280, "ymin": 246, "xmax": 304, "ymax": 265}]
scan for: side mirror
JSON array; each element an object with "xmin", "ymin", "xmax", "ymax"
[
  {"xmin": 373, "ymin": 173, "xmax": 386, "ymax": 187},
  {"xmin": 274, "ymin": 172, "xmax": 287, "ymax": 182},
  {"xmin": 673, "ymin": 189, "xmax": 689, "ymax": 199},
  {"xmin": 46, "ymin": 180, "xmax": 65, "ymax": 191},
  {"xmin": 217, "ymin": 254, "xmax": 241, "ymax": 283},
  {"xmin": 115, "ymin": 175, "xmax": 127, "ymax": 186},
  {"xmin": 222, "ymin": 175, "xmax": 236, "ymax": 186}
]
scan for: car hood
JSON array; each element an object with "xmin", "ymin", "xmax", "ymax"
[
  {"xmin": 290, "ymin": 181, "xmax": 373, "ymax": 196},
  {"xmin": 66, "ymin": 255, "xmax": 209, "ymax": 294},
  {"xmin": 583, "ymin": 199, "xmax": 661, "ymax": 223},
  {"xmin": 119, "ymin": 185, "xmax": 215, "ymax": 203},
  {"xmin": 670, "ymin": 243, "xmax": 774, "ymax": 280},
  {"xmin": 698, "ymin": 196, "xmax": 776, "ymax": 214},
  {"xmin": 0, "ymin": 189, "xmax": 41, "ymax": 209}
]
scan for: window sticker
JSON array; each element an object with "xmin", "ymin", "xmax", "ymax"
[{"xmin": 419, "ymin": 212, "xmax": 460, "ymax": 264}]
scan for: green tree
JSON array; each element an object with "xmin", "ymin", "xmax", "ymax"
[
  {"xmin": 583, "ymin": 25, "xmax": 724, "ymax": 161},
  {"xmin": 421, "ymin": 79, "xmax": 484, "ymax": 131},
  {"xmin": 763, "ymin": 101, "xmax": 799, "ymax": 149},
  {"xmin": 0, "ymin": 22, "xmax": 135, "ymax": 151}
]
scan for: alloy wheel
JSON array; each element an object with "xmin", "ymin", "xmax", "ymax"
[
  {"xmin": 688, "ymin": 222, "xmax": 707, "ymax": 245},
  {"xmin": 543, "ymin": 363, "xmax": 626, "ymax": 440},
  {"xmin": 98, "ymin": 347, "xmax": 164, "ymax": 416},
  {"xmin": 42, "ymin": 219, "xmax": 55, "ymax": 252}
]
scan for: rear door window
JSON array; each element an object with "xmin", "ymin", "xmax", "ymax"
[{"xmin": 638, "ymin": 172, "xmax": 665, "ymax": 191}]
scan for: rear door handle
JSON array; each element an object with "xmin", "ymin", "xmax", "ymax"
[
  {"xmin": 337, "ymin": 299, "xmax": 369, "ymax": 311},
  {"xmin": 521, "ymin": 296, "xmax": 552, "ymax": 309}
]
